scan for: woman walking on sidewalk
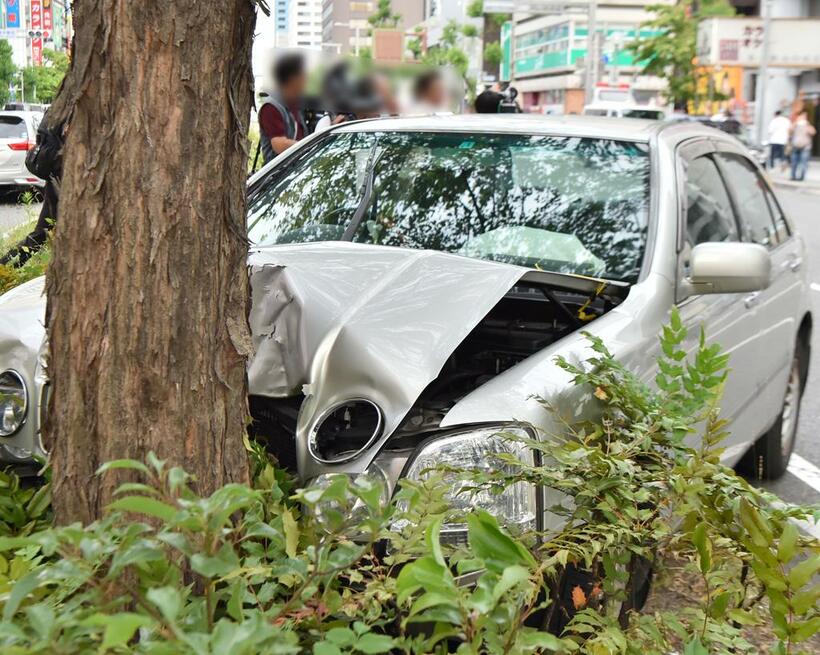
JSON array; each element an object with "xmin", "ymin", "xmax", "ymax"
[{"xmin": 790, "ymin": 111, "xmax": 816, "ymax": 182}]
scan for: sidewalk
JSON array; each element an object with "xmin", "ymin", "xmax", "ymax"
[{"xmin": 768, "ymin": 158, "xmax": 820, "ymax": 194}]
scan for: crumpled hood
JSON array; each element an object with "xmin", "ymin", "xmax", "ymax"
[
  {"xmin": 248, "ymin": 242, "xmax": 529, "ymax": 475},
  {"xmin": 0, "ymin": 276, "xmax": 47, "ymax": 355}
]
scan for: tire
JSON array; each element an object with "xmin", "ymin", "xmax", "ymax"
[{"xmin": 739, "ymin": 340, "xmax": 805, "ymax": 480}]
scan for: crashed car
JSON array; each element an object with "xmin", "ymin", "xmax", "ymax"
[{"xmin": 0, "ymin": 115, "xmax": 811, "ymax": 541}]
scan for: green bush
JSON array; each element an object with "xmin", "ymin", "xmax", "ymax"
[
  {"xmin": 0, "ymin": 192, "xmax": 51, "ymax": 295},
  {"xmin": 0, "ymin": 313, "xmax": 817, "ymax": 654}
]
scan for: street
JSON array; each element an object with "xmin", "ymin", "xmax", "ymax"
[{"xmin": 2, "ymin": 183, "xmax": 818, "ymax": 513}]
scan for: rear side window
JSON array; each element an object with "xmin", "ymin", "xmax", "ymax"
[
  {"xmin": 684, "ymin": 155, "xmax": 738, "ymax": 245},
  {"xmin": 0, "ymin": 116, "xmax": 27, "ymax": 140},
  {"xmin": 715, "ymin": 154, "xmax": 780, "ymax": 249}
]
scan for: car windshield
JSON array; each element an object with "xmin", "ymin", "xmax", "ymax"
[{"xmin": 247, "ymin": 131, "xmax": 651, "ymax": 282}]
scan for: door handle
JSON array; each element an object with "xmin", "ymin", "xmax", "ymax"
[
  {"xmin": 788, "ymin": 257, "xmax": 802, "ymax": 272},
  {"xmin": 744, "ymin": 292, "xmax": 761, "ymax": 309}
]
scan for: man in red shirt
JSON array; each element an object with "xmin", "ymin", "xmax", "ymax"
[{"xmin": 258, "ymin": 53, "xmax": 308, "ymax": 164}]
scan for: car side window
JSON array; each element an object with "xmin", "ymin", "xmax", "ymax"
[
  {"xmin": 715, "ymin": 154, "xmax": 780, "ymax": 249},
  {"xmin": 762, "ymin": 184, "xmax": 791, "ymax": 244},
  {"xmin": 684, "ymin": 155, "xmax": 739, "ymax": 246}
]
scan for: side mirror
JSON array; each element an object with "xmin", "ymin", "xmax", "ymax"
[{"xmin": 686, "ymin": 242, "xmax": 771, "ymax": 295}]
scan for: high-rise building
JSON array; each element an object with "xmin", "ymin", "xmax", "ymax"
[
  {"xmin": 289, "ymin": 0, "xmax": 324, "ymax": 50},
  {"xmin": 499, "ymin": 0, "xmax": 672, "ymax": 115},
  {"xmin": 322, "ymin": 0, "xmax": 425, "ymax": 57}
]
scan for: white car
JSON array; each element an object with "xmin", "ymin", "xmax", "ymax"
[
  {"xmin": 0, "ymin": 110, "xmax": 45, "ymax": 189},
  {"xmin": 0, "ymin": 116, "xmax": 811, "ymax": 540},
  {"xmin": 583, "ymin": 103, "xmax": 666, "ymax": 120}
]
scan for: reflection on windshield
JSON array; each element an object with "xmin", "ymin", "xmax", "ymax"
[{"xmin": 247, "ymin": 132, "xmax": 650, "ymax": 282}]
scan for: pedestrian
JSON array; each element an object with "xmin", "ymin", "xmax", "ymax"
[
  {"xmin": 258, "ymin": 52, "xmax": 307, "ymax": 165},
  {"xmin": 474, "ymin": 90, "xmax": 505, "ymax": 114},
  {"xmin": 767, "ymin": 109, "xmax": 791, "ymax": 170},
  {"xmin": 0, "ymin": 113, "xmax": 64, "ymax": 268},
  {"xmin": 412, "ymin": 70, "xmax": 448, "ymax": 113},
  {"xmin": 790, "ymin": 110, "xmax": 816, "ymax": 182}
]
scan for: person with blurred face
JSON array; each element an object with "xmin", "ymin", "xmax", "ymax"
[
  {"xmin": 790, "ymin": 110, "xmax": 816, "ymax": 182},
  {"xmin": 413, "ymin": 70, "xmax": 447, "ymax": 111},
  {"xmin": 258, "ymin": 53, "xmax": 308, "ymax": 163}
]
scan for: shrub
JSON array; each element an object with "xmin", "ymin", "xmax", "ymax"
[{"xmin": 0, "ymin": 313, "xmax": 817, "ymax": 654}]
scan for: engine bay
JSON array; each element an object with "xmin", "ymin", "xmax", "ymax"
[{"xmin": 249, "ymin": 281, "xmax": 622, "ymax": 473}]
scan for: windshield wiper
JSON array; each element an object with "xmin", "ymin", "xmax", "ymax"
[{"xmin": 342, "ymin": 142, "xmax": 383, "ymax": 242}]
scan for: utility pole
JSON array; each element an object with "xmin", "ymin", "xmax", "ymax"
[
  {"xmin": 584, "ymin": 0, "xmax": 598, "ymax": 105},
  {"xmin": 755, "ymin": 0, "xmax": 773, "ymax": 146}
]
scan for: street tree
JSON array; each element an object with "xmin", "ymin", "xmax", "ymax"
[
  {"xmin": 0, "ymin": 40, "xmax": 15, "ymax": 106},
  {"xmin": 627, "ymin": 0, "xmax": 734, "ymax": 109},
  {"xmin": 22, "ymin": 49, "xmax": 69, "ymax": 103},
  {"xmin": 44, "ymin": 0, "xmax": 257, "ymax": 524},
  {"xmin": 368, "ymin": 0, "xmax": 401, "ymax": 28}
]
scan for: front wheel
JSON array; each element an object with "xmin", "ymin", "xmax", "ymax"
[{"xmin": 739, "ymin": 343, "xmax": 805, "ymax": 480}]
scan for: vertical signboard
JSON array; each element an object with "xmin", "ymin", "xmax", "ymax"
[
  {"xmin": 5, "ymin": 0, "xmax": 20, "ymax": 28},
  {"xmin": 43, "ymin": 0, "xmax": 53, "ymax": 41},
  {"xmin": 31, "ymin": 0, "xmax": 43, "ymax": 65},
  {"xmin": 500, "ymin": 21, "xmax": 512, "ymax": 82}
]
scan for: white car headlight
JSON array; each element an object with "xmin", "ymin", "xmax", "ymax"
[
  {"xmin": 401, "ymin": 425, "xmax": 538, "ymax": 543},
  {"xmin": 0, "ymin": 370, "xmax": 27, "ymax": 437}
]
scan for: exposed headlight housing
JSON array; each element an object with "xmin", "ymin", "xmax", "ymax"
[
  {"xmin": 401, "ymin": 425, "xmax": 538, "ymax": 544},
  {"xmin": 0, "ymin": 370, "xmax": 27, "ymax": 437}
]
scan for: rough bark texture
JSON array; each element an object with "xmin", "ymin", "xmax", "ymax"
[{"xmin": 46, "ymin": 0, "xmax": 256, "ymax": 524}]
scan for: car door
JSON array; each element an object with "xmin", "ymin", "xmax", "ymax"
[
  {"xmin": 713, "ymin": 149, "xmax": 803, "ymax": 437},
  {"xmin": 675, "ymin": 140, "xmax": 763, "ymax": 461}
]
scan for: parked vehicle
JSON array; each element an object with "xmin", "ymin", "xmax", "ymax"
[
  {"xmin": 0, "ymin": 116, "xmax": 810, "ymax": 543},
  {"xmin": 583, "ymin": 103, "xmax": 666, "ymax": 120},
  {"xmin": 0, "ymin": 110, "xmax": 45, "ymax": 189}
]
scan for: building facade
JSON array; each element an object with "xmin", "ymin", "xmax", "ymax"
[
  {"xmin": 500, "ymin": 0, "xmax": 672, "ymax": 114},
  {"xmin": 0, "ymin": 0, "xmax": 71, "ymax": 69},
  {"xmin": 289, "ymin": 0, "xmax": 324, "ymax": 50},
  {"xmin": 322, "ymin": 0, "xmax": 425, "ymax": 56}
]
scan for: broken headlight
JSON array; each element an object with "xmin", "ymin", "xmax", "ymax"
[
  {"xmin": 401, "ymin": 425, "xmax": 538, "ymax": 544},
  {"xmin": 0, "ymin": 370, "xmax": 27, "ymax": 437}
]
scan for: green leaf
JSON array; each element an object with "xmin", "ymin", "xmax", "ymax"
[
  {"xmin": 190, "ymin": 543, "xmax": 241, "ymax": 578},
  {"xmin": 492, "ymin": 565, "xmax": 530, "ymax": 602},
  {"xmin": 91, "ymin": 613, "xmax": 153, "ymax": 650},
  {"xmin": 355, "ymin": 632, "xmax": 395, "ymax": 654},
  {"xmin": 314, "ymin": 642, "xmax": 343, "ymax": 655},
  {"xmin": 683, "ymin": 636, "xmax": 708, "ymax": 655},
  {"xmin": 776, "ymin": 522, "xmax": 798, "ymax": 563},
  {"xmin": 693, "ymin": 523, "xmax": 711, "ymax": 574},
  {"xmin": 793, "ymin": 616, "xmax": 820, "ymax": 643},
  {"xmin": 97, "ymin": 459, "xmax": 151, "ymax": 476},
  {"xmin": 326, "ymin": 627, "xmax": 356, "ymax": 647},
  {"xmin": 2, "ymin": 569, "xmax": 41, "ymax": 621},
  {"xmin": 282, "ymin": 508, "xmax": 299, "ymax": 559},
  {"xmin": 107, "ymin": 495, "xmax": 177, "ymax": 522},
  {"xmin": 466, "ymin": 510, "xmax": 535, "ymax": 573},
  {"xmin": 146, "ymin": 586, "xmax": 182, "ymax": 623},
  {"xmin": 788, "ymin": 554, "xmax": 820, "ymax": 590}
]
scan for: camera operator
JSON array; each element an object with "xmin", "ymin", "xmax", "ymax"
[
  {"xmin": 474, "ymin": 86, "xmax": 522, "ymax": 114},
  {"xmin": 314, "ymin": 64, "xmax": 387, "ymax": 132}
]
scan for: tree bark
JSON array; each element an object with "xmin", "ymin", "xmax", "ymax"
[{"xmin": 46, "ymin": 0, "xmax": 255, "ymax": 524}]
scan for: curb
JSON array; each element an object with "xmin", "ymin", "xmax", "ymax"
[{"xmin": 771, "ymin": 179, "xmax": 820, "ymax": 196}]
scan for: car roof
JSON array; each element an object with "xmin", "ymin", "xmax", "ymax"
[
  {"xmin": 332, "ymin": 113, "xmax": 715, "ymax": 145},
  {"xmin": 335, "ymin": 113, "xmax": 658, "ymax": 141}
]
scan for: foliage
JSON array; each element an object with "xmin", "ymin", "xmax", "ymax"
[
  {"xmin": 484, "ymin": 41, "xmax": 503, "ymax": 68},
  {"xmin": 0, "ymin": 40, "xmax": 16, "ymax": 107},
  {"xmin": 21, "ymin": 50, "xmax": 69, "ymax": 104},
  {"xmin": 0, "ymin": 314, "xmax": 817, "ymax": 653},
  {"xmin": 0, "ymin": 194, "xmax": 51, "ymax": 295},
  {"xmin": 466, "ymin": 0, "xmax": 483, "ymax": 19},
  {"xmin": 626, "ymin": 0, "xmax": 735, "ymax": 109},
  {"xmin": 368, "ymin": 0, "xmax": 401, "ymax": 29}
]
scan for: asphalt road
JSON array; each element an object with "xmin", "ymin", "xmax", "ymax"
[{"xmin": 0, "ymin": 184, "xmax": 818, "ymax": 520}]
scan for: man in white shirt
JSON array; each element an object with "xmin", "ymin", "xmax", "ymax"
[{"xmin": 768, "ymin": 110, "xmax": 791, "ymax": 170}]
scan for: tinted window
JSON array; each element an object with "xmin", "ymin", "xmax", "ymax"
[
  {"xmin": 0, "ymin": 116, "xmax": 27, "ymax": 140},
  {"xmin": 685, "ymin": 155, "xmax": 738, "ymax": 245},
  {"xmin": 248, "ymin": 132, "xmax": 651, "ymax": 282},
  {"xmin": 716, "ymin": 154, "xmax": 780, "ymax": 249}
]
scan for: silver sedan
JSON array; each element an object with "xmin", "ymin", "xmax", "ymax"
[{"xmin": 0, "ymin": 115, "xmax": 811, "ymax": 540}]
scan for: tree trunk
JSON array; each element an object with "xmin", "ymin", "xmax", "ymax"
[{"xmin": 45, "ymin": 0, "xmax": 255, "ymax": 524}]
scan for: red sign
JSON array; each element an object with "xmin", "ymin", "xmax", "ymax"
[
  {"xmin": 30, "ymin": 0, "xmax": 42, "ymax": 65},
  {"xmin": 43, "ymin": 0, "xmax": 53, "ymax": 38}
]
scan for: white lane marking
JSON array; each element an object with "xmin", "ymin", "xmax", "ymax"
[
  {"xmin": 784, "ymin": 454, "xmax": 820, "ymax": 539},
  {"xmin": 810, "ymin": 283, "xmax": 820, "ymax": 292},
  {"xmin": 788, "ymin": 454, "xmax": 820, "ymax": 494}
]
